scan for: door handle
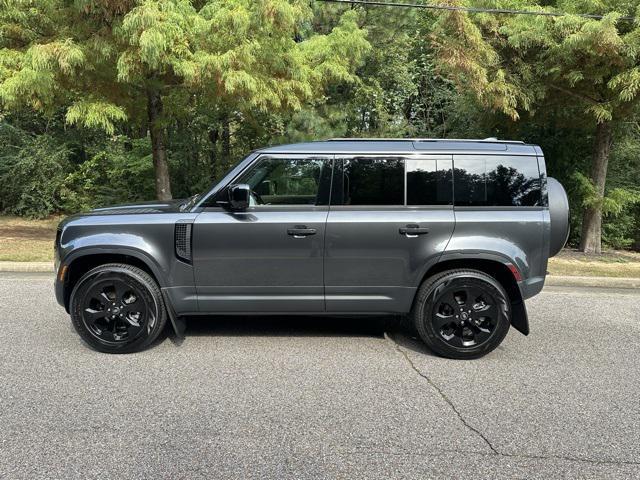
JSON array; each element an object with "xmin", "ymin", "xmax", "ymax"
[
  {"xmin": 399, "ymin": 224, "xmax": 429, "ymax": 237},
  {"xmin": 287, "ymin": 225, "xmax": 317, "ymax": 238}
]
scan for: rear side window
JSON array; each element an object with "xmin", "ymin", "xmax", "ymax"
[
  {"xmin": 407, "ymin": 158, "xmax": 453, "ymax": 205},
  {"xmin": 340, "ymin": 158, "xmax": 404, "ymax": 205},
  {"xmin": 453, "ymin": 156, "xmax": 541, "ymax": 206}
]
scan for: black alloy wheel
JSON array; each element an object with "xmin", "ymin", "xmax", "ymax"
[
  {"xmin": 432, "ymin": 282, "xmax": 499, "ymax": 348},
  {"xmin": 411, "ymin": 269, "xmax": 511, "ymax": 359},
  {"xmin": 82, "ymin": 277, "xmax": 148, "ymax": 344},
  {"xmin": 70, "ymin": 264, "xmax": 167, "ymax": 353}
]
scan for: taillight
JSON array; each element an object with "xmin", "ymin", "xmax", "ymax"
[{"xmin": 506, "ymin": 263, "xmax": 522, "ymax": 282}]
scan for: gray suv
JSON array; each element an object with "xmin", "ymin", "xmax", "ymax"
[{"xmin": 54, "ymin": 138, "xmax": 569, "ymax": 359}]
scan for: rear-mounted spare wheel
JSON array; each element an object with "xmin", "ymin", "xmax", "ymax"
[{"xmin": 548, "ymin": 177, "xmax": 570, "ymax": 257}]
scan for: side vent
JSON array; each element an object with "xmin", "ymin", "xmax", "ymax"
[{"xmin": 175, "ymin": 222, "xmax": 192, "ymax": 263}]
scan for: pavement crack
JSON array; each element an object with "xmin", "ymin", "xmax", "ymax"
[
  {"xmin": 384, "ymin": 332, "xmax": 500, "ymax": 455},
  {"xmin": 384, "ymin": 332, "xmax": 640, "ymax": 467}
]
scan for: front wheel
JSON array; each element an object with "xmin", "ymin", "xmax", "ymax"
[
  {"xmin": 411, "ymin": 269, "xmax": 511, "ymax": 359},
  {"xmin": 70, "ymin": 263, "xmax": 167, "ymax": 353}
]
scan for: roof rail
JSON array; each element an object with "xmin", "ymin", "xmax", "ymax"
[{"xmin": 326, "ymin": 137, "xmax": 525, "ymax": 144}]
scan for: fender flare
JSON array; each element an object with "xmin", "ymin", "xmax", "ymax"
[
  {"xmin": 62, "ymin": 246, "xmax": 186, "ymax": 338},
  {"xmin": 421, "ymin": 251, "xmax": 529, "ymax": 336},
  {"xmin": 63, "ymin": 245, "xmax": 168, "ymax": 287}
]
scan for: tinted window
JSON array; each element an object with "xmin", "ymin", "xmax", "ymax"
[
  {"xmin": 237, "ymin": 157, "xmax": 329, "ymax": 205},
  {"xmin": 407, "ymin": 158, "xmax": 453, "ymax": 205},
  {"xmin": 340, "ymin": 158, "xmax": 404, "ymax": 205},
  {"xmin": 454, "ymin": 156, "xmax": 541, "ymax": 206}
]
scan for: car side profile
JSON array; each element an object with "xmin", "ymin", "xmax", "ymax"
[{"xmin": 54, "ymin": 138, "xmax": 569, "ymax": 359}]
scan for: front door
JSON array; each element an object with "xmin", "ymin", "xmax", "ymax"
[
  {"xmin": 193, "ymin": 154, "xmax": 333, "ymax": 313},
  {"xmin": 324, "ymin": 155, "xmax": 455, "ymax": 313}
]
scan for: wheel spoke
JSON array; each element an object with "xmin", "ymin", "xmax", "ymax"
[
  {"xmin": 430, "ymin": 279, "xmax": 502, "ymax": 350},
  {"xmin": 471, "ymin": 323, "xmax": 491, "ymax": 343},
  {"xmin": 99, "ymin": 291, "xmax": 112, "ymax": 304},
  {"xmin": 466, "ymin": 286, "xmax": 484, "ymax": 304},
  {"xmin": 84, "ymin": 307, "xmax": 107, "ymax": 322},
  {"xmin": 78, "ymin": 273, "xmax": 153, "ymax": 346},
  {"xmin": 113, "ymin": 282, "xmax": 128, "ymax": 302},
  {"xmin": 445, "ymin": 329, "xmax": 464, "ymax": 347},
  {"xmin": 433, "ymin": 312, "xmax": 453, "ymax": 330},
  {"xmin": 446, "ymin": 291, "xmax": 462, "ymax": 307},
  {"xmin": 124, "ymin": 314, "xmax": 141, "ymax": 328},
  {"xmin": 481, "ymin": 304, "xmax": 497, "ymax": 318},
  {"xmin": 123, "ymin": 297, "xmax": 141, "ymax": 310}
]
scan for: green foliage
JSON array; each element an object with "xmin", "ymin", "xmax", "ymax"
[
  {"xmin": 573, "ymin": 171, "xmax": 640, "ymax": 215},
  {"xmin": 573, "ymin": 170, "xmax": 640, "ymax": 248},
  {"xmin": 61, "ymin": 137, "xmax": 156, "ymax": 211},
  {"xmin": 430, "ymin": 1, "xmax": 640, "ymax": 124},
  {"xmin": 0, "ymin": 122, "xmax": 71, "ymax": 217},
  {"xmin": 66, "ymin": 101, "xmax": 128, "ymax": 135},
  {"xmin": 603, "ymin": 208, "xmax": 637, "ymax": 249},
  {"xmin": 0, "ymin": 1, "xmax": 639, "ymax": 250}
]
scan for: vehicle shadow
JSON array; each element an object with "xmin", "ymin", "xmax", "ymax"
[
  {"xmin": 180, "ymin": 315, "xmax": 398, "ymax": 339},
  {"xmin": 165, "ymin": 314, "xmax": 438, "ymax": 357}
]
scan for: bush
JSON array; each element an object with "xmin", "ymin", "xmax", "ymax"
[
  {"xmin": 60, "ymin": 137, "xmax": 155, "ymax": 212},
  {"xmin": 0, "ymin": 124, "xmax": 72, "ymax": 218}
]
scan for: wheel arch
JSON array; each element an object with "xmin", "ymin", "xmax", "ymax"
[
  {"xmin": 62, "ymin": 249, "xmax": 165, "ymax": 313},
  {"xmin": 416, "ymin": 256, "xmax": 529, "ymax": 335}
]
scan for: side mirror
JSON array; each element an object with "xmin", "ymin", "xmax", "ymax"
[{"xmin": 228, "ymin": 184, "xmax": 251, "ymax": 210}]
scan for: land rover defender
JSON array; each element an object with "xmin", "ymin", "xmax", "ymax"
[{"xmin": 54, "ymin": 138, "xmax": 569, "ymax": 359}]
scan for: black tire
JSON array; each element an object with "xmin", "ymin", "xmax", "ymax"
[
  {"xmin": 70, "ymin": 263, "xmax": 167, "ymax": 353},
  {"xmin": 411, "ymin": 269, "xmax": 511, "ymax": 359}
]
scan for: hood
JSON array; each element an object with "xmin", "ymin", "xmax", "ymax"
[
  {"xmin": 89, "ymin": 199, "xmax": 186, "ymax": 215},
  {"xmin": 57, "ymin": 199, "xmax": 188, "ymax": 230}
]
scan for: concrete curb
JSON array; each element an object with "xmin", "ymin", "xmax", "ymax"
[{"xmin": 0, "ymin": 261, "xmax": 638, "ymax": 289}]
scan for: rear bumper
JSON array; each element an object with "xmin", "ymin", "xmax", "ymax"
[{"xmin": 520, "ymin": 275, "xmax": 545, "ymax": 300}]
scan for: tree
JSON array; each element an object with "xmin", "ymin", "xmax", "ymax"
[
  {"xmin": 1, "ymin": 0, "xmax": 369, "ymax": 200},
  {"xmin": 430, "ymin": 0, "xmax": 640, "ymax": 252}
]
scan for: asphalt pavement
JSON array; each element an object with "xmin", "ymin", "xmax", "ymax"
[{"xmin": 0, "ymin": 273, "xmax": 639, "ymax": 479}]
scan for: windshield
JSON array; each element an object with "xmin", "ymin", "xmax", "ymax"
[{"xmin": 180, "ymin": 160, "xmax": 244, "ymax": 211}]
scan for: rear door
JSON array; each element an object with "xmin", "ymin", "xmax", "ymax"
[
  {"xmin": 324, "ymin": 155, "xmax": 455, "ymax": 313},
  {"xmin": 193, "ymin": 154, "xmax": 332, "ymax": 313}
]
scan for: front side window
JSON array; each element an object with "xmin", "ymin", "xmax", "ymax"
[
  {"xmin": 454, "ymin": 155, "xmax": 541, "ymax": 206},
  {"xmin": 338, "ymin": 157, "xmax": 405, "ymax": 205},
  {"xmin": 235, "ymin": 156, "xmax": 330, "ymax": 206}
]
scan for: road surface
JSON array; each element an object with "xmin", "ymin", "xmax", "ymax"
[{"xmin": 0, "ymin": 274, "xmax": 638, "ymax": 479}]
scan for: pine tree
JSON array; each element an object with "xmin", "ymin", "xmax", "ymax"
[
  {"xmin": 431, "ymin": 0, "xmax": 640, "ymax": 253},
  {"xmin": 1, "ymin": 0, "xmax": 369, "ymax": 200}
]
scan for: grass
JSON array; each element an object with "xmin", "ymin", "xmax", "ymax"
[
  {"xmin": 547, "ymin": 249, "xmax": 640, "ymax": 278},
  {"xmin": 0, "ymin": 215, "xmax": 60, "ymax": 262},
  {"xmin": 1, "ymin": 215, "xmax": 639, "ymax": 277}
]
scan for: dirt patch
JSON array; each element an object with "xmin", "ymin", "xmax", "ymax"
[
  {"xmin": 555, "ymin": 248, "xmax": 640, "ymax": 264},
  {"xmin": 0, "ymin": 225, "xmax": 57, "ymax": 240}
]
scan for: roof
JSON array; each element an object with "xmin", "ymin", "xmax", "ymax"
[{"xmin": 257, "ymin": 138, "xmax": 541, "ymax": 156}]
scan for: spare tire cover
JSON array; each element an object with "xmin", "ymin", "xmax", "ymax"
[{"xmin": 548, "ymin": 177, "xmax": 570, "ymax": 257}]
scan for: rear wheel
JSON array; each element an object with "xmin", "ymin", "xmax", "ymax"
[
  {"xmin": 411, "ymin": 269, "xmax": 511, "ymax": 359},
  {"xmin": 70, "ymin": 263, "xmax": 167, "ymax": 353}
]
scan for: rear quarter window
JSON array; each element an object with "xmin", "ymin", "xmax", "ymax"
[{"xmin": 453, "ymin": 155, "xmax": 541, "ymax": 207}]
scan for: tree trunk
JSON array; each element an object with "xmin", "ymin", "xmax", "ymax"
[
  {"xmin": 221, "ymin": 116, "xmax": 231, "ymax": 168},
  {"xmin": 208, "ymin": 127, "xmax": 219, "ymax": 181},
  {"xmin": 579, "ymin": 121, "xmax": 612, "ymax": 254},
  {"xmin": 147, "ymin": 89, "xmax": 172, "ymax": 201}
]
